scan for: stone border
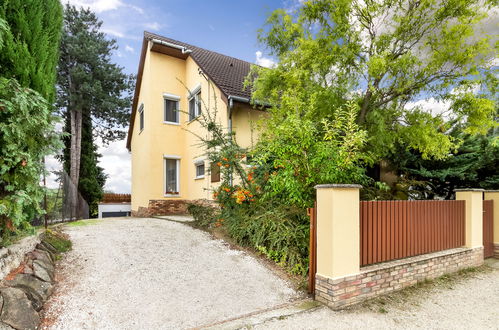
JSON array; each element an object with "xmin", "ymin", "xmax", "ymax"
[
  {"xmin": 315, "ymin": 247, "xmax": 484, "ymax": 309},
  {"xmin": 0, "ymin": 234, "xmax": 41, "ymax": 280},
  {"xmin": 0, "ymin": 233, "xmax": 60, "ymax": 329}
]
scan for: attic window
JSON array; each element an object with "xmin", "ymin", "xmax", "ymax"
[
  {"xmin": 189, "ymin": 89, "xmax": 201, "ymax": 121},
  {"xmin": 138, "ymin": 104, "xmax": 144, "ymax": 131}
]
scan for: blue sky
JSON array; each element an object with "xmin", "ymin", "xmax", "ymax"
[
  {"xmin": 67, "ymin": 0, "xmax": 292, "ymax": 75},
  {"xmin": 48, "ymin": 0, "xmax": 298, "ymax": 193}
]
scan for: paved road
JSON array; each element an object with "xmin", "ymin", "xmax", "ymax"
[{"xmin": 41, "ymin": 218, "xmax": 299, "ymax": 329}]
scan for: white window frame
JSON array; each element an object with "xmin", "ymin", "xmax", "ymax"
[
  {"xmin": 188, "ymin": 85, "xmax": 201, "ymax": 121},
  {"xmin": 163, "ymin": 155, "xmax": 180, "ymax": 197},
  {"xmin": 163, "ymin": 93, "xmax": 180, "ymax": 125},
  {"xmin": 194, "ymin": 159, "xmax": 205, "ymax": 179},
  {"xmin": 138, "ymin": 103, "xmax": 144, "ymax": 132}
]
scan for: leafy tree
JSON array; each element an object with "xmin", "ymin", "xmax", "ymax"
[
  {"xmin": 0, "ymin": 0, "xmax": 63, "ymax": 102},
  {"xmin": 57, "ymin": 5, "xmax": 133, "ymax": 208},
  {"xmin": 249, "ymin": 0, "xmax": 497, "ymax": 162},
  {"xmin": 188, "ymin": 88, "xmax": 367, "ymax": 274},
  {"xmin": 0, "ymin": 77, "xmax": 62, "ymax": 241}
]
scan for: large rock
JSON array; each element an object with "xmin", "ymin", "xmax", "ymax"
[
  {"xmin": 34, "ymin": 243, "xmax": 55, "ymax": 261},
  {"xmin": 29, "ymin": 249, "xmax": 53, "ymax": 265},
  {"xmin": 0, "ymin": 287, "xmax": 39, "ymax": 330},
  {"xmin": 5, "ymin": 274, "xmax": 53, "ymax": 311},
  {"xmin": 32, "ymin": 260, "xmax": 54, "ymax": 283}
]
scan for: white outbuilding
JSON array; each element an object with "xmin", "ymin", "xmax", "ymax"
[{"xmin": 98, "ymin": 194, "xmax": 131, "ymax": 218}]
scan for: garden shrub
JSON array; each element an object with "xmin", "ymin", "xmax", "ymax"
[
  {"xmin": 189, "ymin": 90, "xmax": 367, "ymax": 276},
  {"xmin": 187, "ymin": 203, "xmax": 219, "ymax": 228}
]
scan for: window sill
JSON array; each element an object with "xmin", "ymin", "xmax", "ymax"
[
  {"xmin": 164, "ymin": 194, "xmax": 181, "ymax": 198},
  {"xmin": 163, "ymin": 121, "xmax": 180, "ymax": 126},
  {"xmin": 195, "ymin": 176, "xmax": 205, "ymax": 180}
]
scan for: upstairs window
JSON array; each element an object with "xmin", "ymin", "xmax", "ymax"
[
  {"xmin": 164, "ymin": 95, "xmax": 179, "ymax": 124},
  {"xmin": 189, "ymin": 89, "xmax": 201, "ymax": 121},
  {"xmin": 195, "ymin": 161, "xmax": 205, "ymax": 179},
  {"xmin": 139, "ymin": 104, "xmax": 144, "ymax": 131}
]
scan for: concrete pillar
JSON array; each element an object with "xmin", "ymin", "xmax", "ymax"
[
  {"xmin": 455, "ymin": 189, "xmax": 484, "ymax": 249},
  {"xmin": 315, "ymin": 184, "xmax": 362, "ymax": 279},
  {"xmin": 484, "ymin": 190, "xmax": 499, "ymax": 256}
]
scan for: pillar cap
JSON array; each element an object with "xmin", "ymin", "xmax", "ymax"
[
  {"xmin": 454, "ymin": 188, "xmax": 485, "ymax": 192},
  {"xmin": 484, "ymin": 190, "xmax": 499, "ymax": 192},
  {"xmin": 315, "ymin": 184, "xmax": 363, "ymax": 189}
]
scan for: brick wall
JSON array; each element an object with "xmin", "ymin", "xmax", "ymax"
[
  {"xmin": 131, "ymin": 199, "xmax": 218, "ymax": 217},
  {"xmin": 495, "ymin": 244, "xmax": 499, "ymax": 258},
  {"xmin": 315, "ymin": 247, "xmax": 484, "ymax": 309},
  {"xmin": 132, "ymin": 199, "xmax": 189, "ymax": 217}
]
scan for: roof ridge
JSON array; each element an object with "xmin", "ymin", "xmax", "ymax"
[{"xmin": 144, "ymin": 31, "xmax": 257, "ymax": 67}]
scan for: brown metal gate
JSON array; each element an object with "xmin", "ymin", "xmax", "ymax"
[
  {"xmin": 307, "ymin": 203, "xmax": 317, "ymax": 295},
  {"xmin": 483, "ymin": 200, "xmax": 494, "ymax": 258}
]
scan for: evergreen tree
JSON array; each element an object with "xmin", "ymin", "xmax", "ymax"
[
  {"xmin": 390, "ymin": 129, "xmax": 499, "ymax": 200},
  {"xmin": 57, "ymin": 5, "xmax": 133, "ymax": 210},
  {"xmin": 0, "ymin": 0, "xmax": 63, "ymax": 102},
  {"xmin": 62, "ymin": 113, "xmax": 107, "ymax": 217}
]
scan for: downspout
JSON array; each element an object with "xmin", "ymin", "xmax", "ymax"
[{"xmin": 227, "ymin": 95, "xmax": 250, "ymax": 134}]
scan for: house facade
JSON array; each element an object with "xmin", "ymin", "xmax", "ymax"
[{"xmin": 126, "ymin": 32, "xmax": 265, "ymax": 216}]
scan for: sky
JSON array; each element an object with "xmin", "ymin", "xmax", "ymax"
[{"xmin": 46, "ymin": 0, "xmax": 296, "ymax": 193}]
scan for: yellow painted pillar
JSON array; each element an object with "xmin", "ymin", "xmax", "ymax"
[
  {"xmin": 455, "ymin": 189, "xmax": 484, "ymax": 249},
  {"xmin": 484, "ymin": 190, "xmax": 499, "ymax": 253},
  {"xmin": 315, "ymin": 184, "xmax": 361, "ymax": 279}
]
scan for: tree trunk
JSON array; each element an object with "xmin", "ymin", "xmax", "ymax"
[{"xmin": 69, "ymin": 109, "xmax": 82, "ymax": 219}]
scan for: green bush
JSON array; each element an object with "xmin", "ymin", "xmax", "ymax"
[{"xmin": 187, "ymin": 203, "xmax": 219, "ymax": 228}]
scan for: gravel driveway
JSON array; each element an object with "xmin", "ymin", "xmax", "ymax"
[
  {"xmin": 41, "ymin": 218, "xmax": 298, "ymax": 329},
  {"xmin": 256, "ymin": 265, "xmax": 499, "ymax": 329}
]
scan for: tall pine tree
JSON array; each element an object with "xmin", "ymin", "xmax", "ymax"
[{"xmin": 57, "ymin": 5, "xmax": 133, "ymax": 213}]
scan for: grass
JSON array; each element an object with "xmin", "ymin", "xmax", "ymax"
[
  {"xmin": 356, "ymin": 265, "xmax": 493, "ymax": 314},
  {"xmin": 66, "ymin": 219, "xmax": 102, "ymax": 227},
  {"xmin": 44, "ymin": 229, "xmax": 72, "ymax": 253}
]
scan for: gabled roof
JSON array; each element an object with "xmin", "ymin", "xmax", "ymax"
[{"xmin": 126, "ymin": 32, "xmax": 255, "ymax": 150}]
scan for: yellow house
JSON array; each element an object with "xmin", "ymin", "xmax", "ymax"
[{"xmin": 126, "ymin": 32, "xmax": 265, "ymax": 216}]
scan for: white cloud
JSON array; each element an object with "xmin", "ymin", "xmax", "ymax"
[
  {"xmin": 43, "ymin": 137, "xmax": 131, "ymax": 194},
  {"xmin": 125, "ymin": 45, "xmax": 134, "ymax": 53},
  {"xmin": 63, "ymin": 0, "xmax": 124, "ymax": 13},
  {"xmin": 101, "ymin": 28, "xmax": 125, "ymax": 38},
  {"xmin": 406, "ymin": 97, "xmax": 452, "ymax": 117},
  {"xmin": 98, "ymin": 139, "xmax": 131, "ymax": 193},
  {"xmin": 144, "ymin": 22, "xmax": 161, "ymax": 31},
  {"xmin": 255, "ymin": 51, "xmax": 277, "ymax": 68}
]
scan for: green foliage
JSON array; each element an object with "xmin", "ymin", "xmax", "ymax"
[
  {"xmin": 0, "ymin": 0, "xmax": 63, "ymax": 102},
  {"xmin": 57, "ymin": 4, "xmax": 135, "ymax": 143},
  {"xmin": 189, "ymin": 86, "xmax": 366, "ymax": 275},
  {"xmin": 391, "ymin": 128, "xmax": 499, "ymax": 199},
  {"xmin": 0, "ymin": 78, "xmax": 63, "ymax": 241},
  {"xmin": 253, "ymin": 101, "xmax": 368, "ymax": 209},
  {"xmin": 43, "ymin": 230, "xmax": 72, "ymax": 252},
  {"xmin": 187, "ymin": 203, "xmax": 219, "ymax": 228},
  {"xmin": 250, "ymin": 0, "xmax": 497, "ymax": 161}
]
